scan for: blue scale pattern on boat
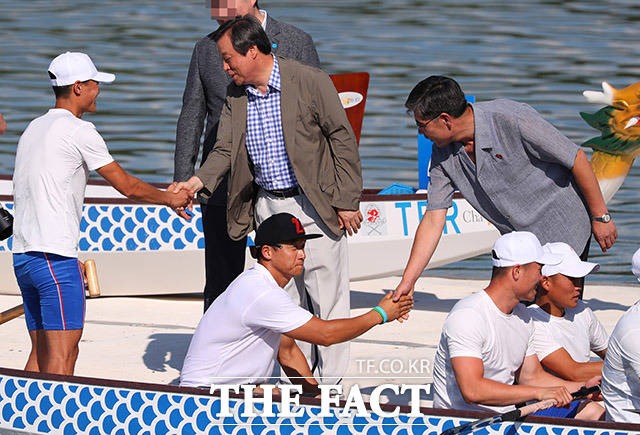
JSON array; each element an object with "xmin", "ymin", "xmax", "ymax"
[
  {"xmin": 128, "ymin": 417, "xmax": 143, "ymax": 435},
  {"xmin": 0, "ymin": 203, "xmax": 207, "ymax": 253},
  {"xmin": 50, "ymin": 409, "xmax": 64, "ymax": 429},
  {"xmin": 78, "ymin": 386, "xmax": 92, "ymax": 406},
  {"xmin": 25, "ymin": 405, "xmax": 38, "ymax": 425},
  {"xmin": 4, "ymin": 379, "xmax": 17, "ymax": 397},
  {"xmin": 102, "ymin": 238, "xmax": 115, "ymax": 250},
  {"xmin": 12, "ymin": 416, "xmax": 25, "ymax": 429},
  {"xmin": 154, "ymin": 419, "xmax": 170, "ymax": 435},
  {"xmin": 136, "ymin": 228, "xmax": 148, "ymax": 243},
  {"xmin": 0, "ymin": 373, "xmax": 630, "ymax": 434},
  {"xmin": 37, "ymin": 420, "xmax": 49, "ymax": 433},
  {"xmin": 102, "ymin": 415, "xmax": 116, "ymax": 433},
  {"xmin": 100, "ymin": 216, "xmax": 113, "ymax": 232}
]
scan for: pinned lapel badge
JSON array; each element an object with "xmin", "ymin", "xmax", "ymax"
[{"xmin": 495, "ymin": 153, "xmax": 503, "ymax": 159}]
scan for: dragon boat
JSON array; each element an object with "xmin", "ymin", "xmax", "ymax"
[{"xmin": 1, "ymin": 367, "xmax": 639, "ymax": 434}]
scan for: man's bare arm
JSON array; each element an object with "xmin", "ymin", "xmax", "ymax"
[
  {"xmin": 97, "ymin": 162, "xmax": 190, "ymax": 208},
  {"xmin": 571, "ymin": 149, "xmax": 617, "ymax": 251},
  {"xmin": 285, "ymin": 293, "xmax": 413, "ymax": 346},
  {"xmin": 451, "ymin": 356, "xmax": 573, "ymax": 407},
  {"xmin": 540, "ymin": 348, "xmax": 604, "ymax": 382},
  {"xmin": 518, "ymin": 354, "xmax": 600, "ymax": 396},
  {"xmin": 278, "ymin": 335, "xmax": 320, "ymax": 395},
  {"xmin": 393, "ymin": 208, "xmax": 447, "ymax": 301}
]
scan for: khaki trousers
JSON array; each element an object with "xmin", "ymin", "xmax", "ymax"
[{"xmin": 255, "ymin": 190, "xmax": 350, "ymax": 384}]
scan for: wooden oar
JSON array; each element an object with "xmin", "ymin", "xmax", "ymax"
[
  {"xmin": 441, "ymin": 386, "xmax": 600, "ymax": 435},
  {"xmin": 0, "ymin": 259, "xmax": 101, "ymax": 326},
  {"xmin": 0, "ymin": 304, "xmax": 25, "ymax": 325}
]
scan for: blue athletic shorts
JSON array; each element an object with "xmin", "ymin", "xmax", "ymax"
[
  {"xmin": 13, "ymin": 252, "xmax": 85, "ymax": 331},
  {"xmin": 532, "ymin": 400, "xmax": 581, "ymax": 418}
]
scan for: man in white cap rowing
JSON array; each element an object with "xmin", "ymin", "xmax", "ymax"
[
  {"xmin": 600, "ymin": 248, "xmax": 640, "ymax": 423},
  {"xmin": 12, "ymin": 52, "xmax": 191, "ymax": 376},
  {"xmin": 432, "ymin": 231, "xmax": 600, "ymax": 417},
  {"xmin": 527, "ymin": 242, "xmax": 607, "ymax": 419}
]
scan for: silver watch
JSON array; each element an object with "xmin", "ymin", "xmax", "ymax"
[{"xmin": 592, "ymin": 213, "xmax": 611, "ymax": 223}]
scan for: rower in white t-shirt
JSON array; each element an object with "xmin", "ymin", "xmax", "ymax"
[
  {"xmin": 601, "ymin": 248, "xmax": 640, "ymax": 423},
  {"xmin": 180, "ymin": 213, "xmax": 413, "ymax": 390},
  {"xmin": 528, "ymin": 242, "xmax": 607, "ymax": 419},
  {"xmin": 12, "ymin": 51, "xmax": 191, "ymax": 377},
  {"xmin": 432, "ymin": 231, "xmax": 600, "ymax": 417}
]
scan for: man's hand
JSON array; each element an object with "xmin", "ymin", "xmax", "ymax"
[
  {"xmin": 376, "ymin": 292, "xmax": 414, "ymax": 322},
  {"xmin": 336, "ymin": 208, "xmax": 363, "ymax": 236},
  {"xmin": 168, "ymin": 177, "xmax": 204, "ymax": 219},
  {"xmin": 0, "ymin": 113, "xmax": 6, "ymax": 135},
  {"xmin": 536, "ymin": 386, "xmax": 573, "ymax": 407},
  {"xmin": 592, "ymin": 220, "xmax": 617, "ymax": 252},
  {"xmin": 391, "ymin": 280, "xmax": 415, "ymax": 322},
  {"xmin": 166, "ymin": 188, "xmax": 192, "ymax": 214},
  {"xmin": 78, "ymin": 260, "xmax": 88, "ymax": 289},
  {"xmin": 583, "ymin": 375, "xmax": 603, "ymax": 401}
]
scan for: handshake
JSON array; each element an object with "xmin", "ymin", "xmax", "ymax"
[{"xmin": 165, "ymin": 176, "xmax": 205, "ymax": 220}]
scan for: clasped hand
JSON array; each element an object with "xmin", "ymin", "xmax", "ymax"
[{"xmin": 168, "ymin": 176, "xmax": 204, "ymax": 220}]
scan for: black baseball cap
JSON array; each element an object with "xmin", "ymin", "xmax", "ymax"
[{"xmin": 254, "ymin": 213, "xmax": 322, "ymax": 247}]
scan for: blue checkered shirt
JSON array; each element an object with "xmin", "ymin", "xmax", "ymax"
[{"xmin": 245, "ymin": 56, "xmax": 297, "ymax": 190}]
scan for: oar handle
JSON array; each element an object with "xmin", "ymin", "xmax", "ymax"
[
  {"xmin": 441, "ymin": 385, "xmax": 601, "ymax": 435},
  {"xmin": 506, "ymin": 385, "xmax": 600, "ymax": 420},
  {"xmin": 0, "ymin": 304, "xmax": 25, "ymax": 325}
]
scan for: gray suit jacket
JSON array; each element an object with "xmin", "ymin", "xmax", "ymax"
[
  {"xmin": 196, "ymin": 57, "xmax": 362, "ymax": 240},
  {"xmin": 174, "ymin": 14, "xmax": 320, "ymax": 205}
]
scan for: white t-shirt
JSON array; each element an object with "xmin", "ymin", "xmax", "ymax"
[
  {"xmin": 180, "ymin": 264, "xmax": 313, "ymax": 387},
  {"xmin": 529, "ymin": 301, "xmax": 608, "ymax": 368},
  {"xmin": 602, "ymin": 301, "xmax": 640, "ymax": 423},
  {"xmin": 432, "ymin": 290, "xmax": 542, "ymax": 413},
  {"xmin": 12, "ymin": 108, "xmax": 114, "ymax": 258}
]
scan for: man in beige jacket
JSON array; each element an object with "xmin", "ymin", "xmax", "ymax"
[{"xmin": 173, "ymin": 16, "xmax": 363, "ymax": 384}]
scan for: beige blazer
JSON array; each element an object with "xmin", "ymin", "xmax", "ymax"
[{"xmin": 196, "ymin": 56, "xmax": 362, "ymax": 240}]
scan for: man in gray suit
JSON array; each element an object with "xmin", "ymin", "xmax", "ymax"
[
  {"xmin": 174, "ymin": 0, "xmax": 320, "ymax": 312},
  {"xmin": 172, "ymin": 16, "xmax": 363, "ymax": 384}
]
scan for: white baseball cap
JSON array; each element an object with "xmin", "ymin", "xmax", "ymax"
[
  {"xmin": 632, "ymin": 248, "xmax": 640, "ymax": 282},
  {"xmin": 491, "ymin": 231, "xmax": 562, "ymax": 267},
  {"xmin": 48, "ymin": 52, "xmax": 115, "ymax": 87},
  {"xmin": 540, "ymin": 242, "xmax": 599, "ymax": 278}
]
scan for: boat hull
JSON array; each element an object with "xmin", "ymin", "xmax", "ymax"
[
  {"xmin": 1, "ymin": 367, "xmax": 638, "ymax": 434},
  {"xmin": 0, "ymin": 180, "xmax": 499, "ymax": 296}
]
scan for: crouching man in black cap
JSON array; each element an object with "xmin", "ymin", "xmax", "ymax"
[{"xmin": 180, "ymin": 213, "xmax": 413, "ymax": 392}]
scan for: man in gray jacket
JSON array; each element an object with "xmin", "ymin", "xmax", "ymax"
[{"xmin": 174, "ymin": 0, "xmax": 320, "ymax": 312}]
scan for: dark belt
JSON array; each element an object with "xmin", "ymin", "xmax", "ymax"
[{"xmin": 263, "ymin": 186, "xmax": 303, "ymax": 198}]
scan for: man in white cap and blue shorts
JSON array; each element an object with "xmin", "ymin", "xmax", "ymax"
[
  {"xmin": 12, "ymin": 52, "xmax": 190, "ymax": 376},
  {"xmin": 432, "ymin": 231, "xmax": 600, "ymax": 416},
  {"xmin": 601, "ymin": 248, "xmax": 640, "ymax": 423}
]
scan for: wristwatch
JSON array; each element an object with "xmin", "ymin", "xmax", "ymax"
[{"xmin": 592, "ymin": 213, "xmax": 611, "ymax": 223}]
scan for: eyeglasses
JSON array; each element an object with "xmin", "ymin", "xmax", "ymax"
[{"xmin": 415, "ymin": 115, "xmax": 440, "ymax": 131}]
